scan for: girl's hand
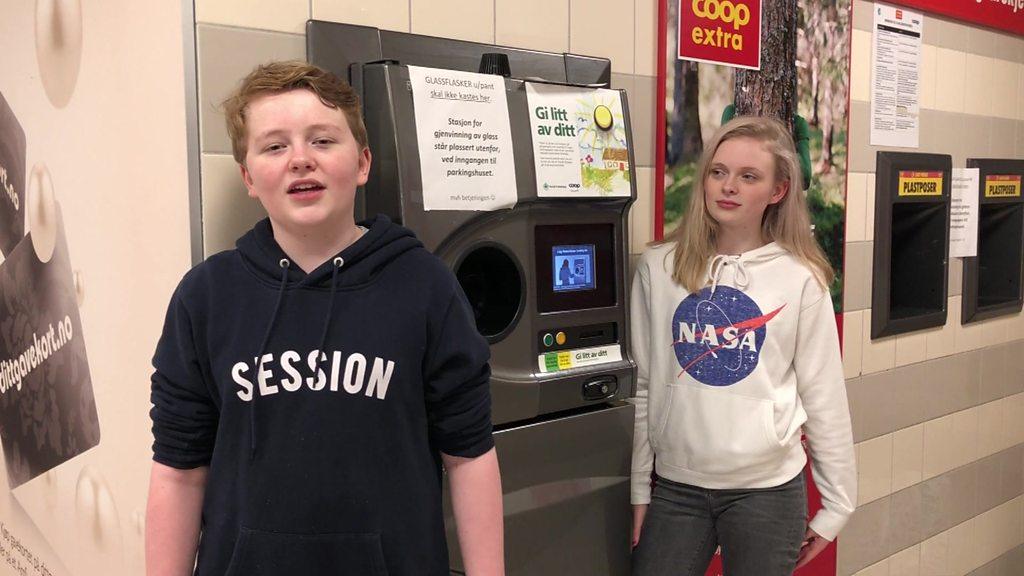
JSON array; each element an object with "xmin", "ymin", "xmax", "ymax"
[
  {"xmin": 631, "ymin": 504, "xmax": 648, "ymax": 549},
  {"xmin": 795, "ymin": 527, "xmax": 829, "ymax": 569}
]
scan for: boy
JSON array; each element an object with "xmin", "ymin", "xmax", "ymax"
[{"xmin": 146, "ymin": 61, "xmax": 504, "ymax": 576}]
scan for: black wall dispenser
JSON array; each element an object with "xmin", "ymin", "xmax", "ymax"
[
  {"xmin": 962, "ymin": 158, "xmax": 1024, "ymax": 323},
  {"xmin": 871, "ymin": 152, "xmax": 952, "ymax": 339}
]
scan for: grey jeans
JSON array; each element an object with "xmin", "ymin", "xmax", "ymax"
[{"xmin": 632, "ymin": 472, "xmax": 807, "ymax": 576}]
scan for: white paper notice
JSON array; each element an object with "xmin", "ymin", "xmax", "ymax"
[
  {"xmin": 950, "ymin": 168, "xmax": 979, "ymax": 258},
  {"xmin": 526, "ymin": 83, "xmax": 632, "ymax": 198},
  {"xmin": 870, "ymin": 4, "xmax": 922, "ymax": 148},
  {"xmin": 407, "ymin": 66, "xmax": 517, "ymax": 211}
]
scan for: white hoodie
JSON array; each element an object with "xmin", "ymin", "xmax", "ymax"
[{"xmin": 630, "ymin": 241, "xmax": 856, "ymax": 541}]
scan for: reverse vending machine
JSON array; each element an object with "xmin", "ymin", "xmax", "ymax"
[{"xmin": 309, "ymin": 22, "xmax": 636, "ymax": 575}]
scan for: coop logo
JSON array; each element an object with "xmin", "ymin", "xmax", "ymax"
[
  {"xmin": 671, "ymin": 286, "xmax": 784, "ymax": 386},
  {"xmin": 678, "ymin": 0, "xmax": 761, "ymax": 70}
]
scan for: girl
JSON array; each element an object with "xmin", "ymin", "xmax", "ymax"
[{"xmin": 630, "ymin": 116, "xmax": 856, "ymax": 576}]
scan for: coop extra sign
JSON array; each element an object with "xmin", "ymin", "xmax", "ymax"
[{"xmin": 677, "ymin": 0, "xmax": 762, "ymax": 69}]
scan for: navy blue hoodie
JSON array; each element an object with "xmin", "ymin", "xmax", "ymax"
[{"xmin": 150, "ymin": 215, "xmax": 493, "ymax": 576}]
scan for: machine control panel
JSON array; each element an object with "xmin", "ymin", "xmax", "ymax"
[{"xmin": 538, "ymin": 322, "xmax": 616, "ymax": 352}]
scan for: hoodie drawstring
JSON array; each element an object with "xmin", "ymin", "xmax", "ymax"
[
  {"xmin": 313, "ymin": 257, "xmax": 344, "ymax": 378},
  {"xmin": 708, "ymin": 254, "xmax": 750, "ymax": 295},
  {"xmin": 250, "ymin": 258, "xmax": 291, "ymax": 461}
]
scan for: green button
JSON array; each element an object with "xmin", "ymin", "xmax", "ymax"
[
  {"xmin": 543, "ymin": 333, "xmax": 554, "ymax": 347},
  {"xmin": 544, "ymin": 353, "xmax": 559, "ymax": 371}
]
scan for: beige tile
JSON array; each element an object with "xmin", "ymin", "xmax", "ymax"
[
  {"xmin": 888, "ymin": 543, "xmax": 920, "ymax": 576},
  {"xmin": 195, "ymin": 0, "xmax": 308, "ymax": 33},
  {"xmin": 953, "ymin": 296, "xmax": 985, "ymax": 353},
  {"xmin": 495, "ymin": 0, "xmax": 568, "ymax": 53},
  {"xmin": 974, "ymin": 502, "xmax": 1000, "ymax": 566},
  {"xmin": 845, "ymin": 310, "xmax": 865, "ymax": 379},
  {"xmin": 866, "ymin": 173, "xmax": 877, "ymax": 241},
  {"xmin": 945, "ymin": 518, "xmax": 979, "ymax": 575},
  {"xmin": 851, "ymin": 29, "xmax": 872, "ymax": 103},
  {"xmin": 634, "ymin": 0, "xmax": 657, "ymax": 77},
  {"xmin": 924, "ymin": 317, "xmax": 954, "ymax": 360},
  {"xmin": 863, "ymin": 309, "xmax": 897, "ymax": 374},
  {"xmin": 846, "ymin": 172, "xmax": 868, "ymax": 243},
  {"xmin": 920, "ymin": 44, "xmax": 937, "ymax": 111},
  {"xmin": 201, "ymin": 154, "xmax": 268, "ymax": 257},
  {"xmin": 313, "ymin": 0, "xmax": 410, "ymax": 32},
  {"xmin": 630, "ymin": 75, "xmax": 656, "ymax": 167},
  {"xmin": 853, "ymin": 558, "xmax": 890, "ymax": 576},
  {"xmin": 411, "ymin": 0, "xmax": 494, "ymax": 44},
  {"xmin": 977, "ymin": 399, "xmax": 1004, "ymax": 459},
  {"xmin": 949, "ymin": 407, "xmax": 978, "ymax": 471},
  {"xmin": 934, "ymin": 48, "xmax": 966, "ymax": 113},
  {"xmin": 895, "ymin": 332, "xmax": 927, "ymax": 367},
  {"xmin": 919, "ymin": 530, "xmax": 948, "ymax": 576},
  {"xmin": 982, "ymin": 316, "xmax": 1012, "ymax": 348},
  {"xmin": 630, "ymin": 167, "xmax": 653, "ymax": 254},
  {"xmin": 892, "ymin": 423, "xmax": 924, "ymax": 493},
  {"xmin": 858, "ymin": 435, "xmax": 894, "ymax": 505},
  {"xmin": 570, "ymin": 0, "xmax": 634, "ymax": 74},
  {"xmin": 964, "ymin": 54, "xmax": 995, "ymax": 117},
  {"xmin": 991, "ymin": 57, "xmax": 1019, "ymax": 120},
  {"xmin": 922, "ymin": 413, "xmax": 957, "ymax": 480}
]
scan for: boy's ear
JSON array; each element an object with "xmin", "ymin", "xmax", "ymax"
[
  {"xmin": 769, "ymin": 180, "xmax": 789, "ymax": 205},
  {"xmin": 356, "ymin": 147, "xmax": 372, "ymax": 187},
  {"xmin": 239, "ymin": 163, "xmax": 258, "ymax": 198}
]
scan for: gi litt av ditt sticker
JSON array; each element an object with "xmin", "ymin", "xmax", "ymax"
[{"xmin": 0, "ymin": 206, "xmax": 99, "ymax": 488}]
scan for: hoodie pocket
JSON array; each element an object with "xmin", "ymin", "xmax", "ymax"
[
  {"xmin": 224, "ymin": 527, "xmax": 389, "ymax": 576},
  {"xmin": 654, "ymin": 382, "xmax": 782, "ymax": 476}
]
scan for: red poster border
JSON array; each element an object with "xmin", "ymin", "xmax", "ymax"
[{"xmin": 888, "ymin": 0, "xmax": 1024, "ymax": 37}]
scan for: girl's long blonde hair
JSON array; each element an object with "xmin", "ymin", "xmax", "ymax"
[{"xmin": 658, "ymin": 115, "xmax": 833, "ymax": 292}]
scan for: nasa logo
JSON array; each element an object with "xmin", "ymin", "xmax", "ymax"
[{"xmin": 671, "ymin": 286, "xmax": 785, "ymax": 386}]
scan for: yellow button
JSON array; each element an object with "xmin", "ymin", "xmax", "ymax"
[
  {"xmin": 594, "ymin": 105, "xmax": 613, "ymax": 130},
  {"xmin": 555, "ymin": 332, "xmax": 567, "ymax": 345}
]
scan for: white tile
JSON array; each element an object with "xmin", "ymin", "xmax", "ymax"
[
  {"xmin": 634, "ymin": 0, "xmax": 657, "ymax": 76},
  {"xmin": 862, "ymin": 309, "xmax": 896, "ymax": 374},
  {"xmin": 853, "ymin": 558, "xmax": 890, "ymax": 576},
  {"xmin": 964, "ymin": 54, "xmax": 995, "ymax": 117},
  {"xmin": 411, "ymin": 0, "xmax": 494, "ymax": 44},
  {"xmin": 570, "ymin": 0, "xmax": 635, "ymax": 74},
  {"xmin": 857, "ymin": 434, "xmax": 893, "ymax": 505},
  {"xmin": 924, "ymin": 297, "xmax": 956, "ymax": 360},
  {"xmin": 919, "ymin": 530, "xmax": 948, "ymax": 576},
  {"xmin": 949, "ymin": 407, "xmax": 978, "ymax": 471},
  {"xmin": 934, "ymin": 48, "xmax": 966, "ymax": 113},
  {"xmin": 851, "ymin": 29, "xmax": 872, "ymax": 103},
  {"xmin": 892, "ymin": 423, "xmax": 924, "ymax": 492},
  {"xmin": 496, "ymin": 0, "xmax": 568, "ymax": 53},
  {"xmin": 195, "ymin": 0, "xmax": 308, "ymax": 33},
  {"xmin": 844, "ymin": 310, "xmax": 865, "ymax": 379},
  {"xmin": 922, "ymin": 413, "xmax": 957, "ymax": 480},
  {"xmin": 976, "ymin": 399, "xmax": 1004, "ymax": 459},
  {"xmin": 846, "ymin": 172, "xmax": 868, "ymax": 243},
  {"xmin": 1004, "ymin": 392, "xmax": 1024, "ymax": 447},
  {"xmin": 946, "ymin": 518, "xmax": 979, "ymax": 575},
  {"xmin": 894, "ymin": 332, "xmax": 927, "ymax": 367},
  {"xmin": 953, "ymin": 296, "xmax": 985, "ymax": 353},
  {"xmin": 974, "ymin": 505, "xmax": 1001, "ymax": 568},
  {"xmin": 630, "ymin": 167, "xmax": 653, "ymax": 254},
  {"xmin": 919, "ymin": 44, "xmax": 937, "ymax": 111},
  {"xmin": 991, "ymin": 57, "xmax": 1018, "ymax": 120},
  {"xmin": 1018, "ymin": 62, "xmax": 1024, "ymax": 121},
  {"xmin": 313, "ymin": 0, "xmax": 410, "ymax": 32},
  {"xmin": 888, "ymin": 543, "xmax": 920, "ymax": 576},
  {"xmin": 201, "ymin": 154, "xmax": 268, "ymax": 258}
]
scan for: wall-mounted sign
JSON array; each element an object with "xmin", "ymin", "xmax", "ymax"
[
  {"xmin": 525, "ymin": 83, "xmax": 632, "ymax": 198},
  {"xmin": 407, "ymin": 66, "xmax": 517, "ymax": 211},
  {"xmin": 677, "ymin": 0, "xmax": 762, "ymax": 69},
  {"xmin": 984, "ymin": 174, "xmax": 1022, "ymax": 198},
  {"xmin": 950, "ymin": 168, "xmax": 979, "ymax": 258},
  {"xmin": 870, "ymin": 4, "xmax": 922, "ymax": 148},
  {"xmin": 898, "ymin": 170, "xmax": 942, "ymax": 196}
]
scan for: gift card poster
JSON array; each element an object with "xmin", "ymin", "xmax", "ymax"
[
  {"xmin": 527, "ymin": 83, "xmax": 632, "ymax": 198},
  {"xmin": 0, "ymin": 207, "xmax": 100, "ymax": 489}
]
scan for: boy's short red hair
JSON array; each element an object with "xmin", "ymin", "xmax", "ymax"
[{"xmin": 222, "ymin": 60, "xmax": 369, "ymax": 164}]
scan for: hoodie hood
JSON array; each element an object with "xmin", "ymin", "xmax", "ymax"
[
  {"xmin": 707, "ymin": 241, "xmax": 788, "ymax": 295},
  {"xmin": 236, "ymin": 214, "xmax": 423, "ymax": 289}
]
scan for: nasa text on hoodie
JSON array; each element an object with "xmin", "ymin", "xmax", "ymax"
[{"xmin": 629, "ymin": 241, "xmax": 856, "ymax": 541}]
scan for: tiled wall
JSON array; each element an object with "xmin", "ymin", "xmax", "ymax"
[
  {"xmin": 840, "ymin": 2, "xmax": 1024, "ymax": 575},
  {"xmin": 192, "ymin": 0, "xmax": 658, "ymax": 257}
]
